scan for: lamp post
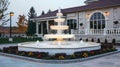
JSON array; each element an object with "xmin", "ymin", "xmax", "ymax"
[{"xmin": 9, "ymin": 12, "xmax": 14, "ymax": 41}]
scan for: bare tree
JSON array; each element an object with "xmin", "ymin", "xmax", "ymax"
[{"xmin": 0, "ymin": 0, "xmax": 10, "ymax": 26}]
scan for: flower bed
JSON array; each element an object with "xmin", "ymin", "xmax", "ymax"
[{"xmin": 0, "ymin": 43, "xmax": 117, "ymax": 60}]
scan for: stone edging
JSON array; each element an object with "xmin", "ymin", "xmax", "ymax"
[{"xmin": 0, "ymin": 51, "xmax": 120, "ymax": 64}]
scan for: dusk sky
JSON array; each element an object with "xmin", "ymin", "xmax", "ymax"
[{"xmin": 6, "ymin": 0, "xmax": 86, "ymax": 26}]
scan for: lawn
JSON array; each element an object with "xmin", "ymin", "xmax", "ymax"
[{"xmin": 0, "ymin": 37, "xmax": 43, "ymax": 44}]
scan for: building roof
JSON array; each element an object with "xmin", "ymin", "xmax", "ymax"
[{"xmin": 37, "ymin": 0, "xmax": 120, "ymax": 18}]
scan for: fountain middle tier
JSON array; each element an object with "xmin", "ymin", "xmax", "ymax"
[
  {"xmin": 50, "ymin": 25, "xmax": 68, "ymax": 30},
  {"xmin": 44, "ymin": 34, "xmax": 75, "ymax": 39},
  {"xmin": 54, "ymin": 18, "xmax": 65, "ymax": 23}
]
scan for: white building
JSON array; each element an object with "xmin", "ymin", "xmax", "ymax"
[{"xmin": 33, "ymin": 0, "xmax": 120, "ymax": 43}]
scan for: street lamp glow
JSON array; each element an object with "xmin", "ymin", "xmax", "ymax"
[{"xmin": 10, "ymin": 12, "xmax": 14, "ymax": 16}]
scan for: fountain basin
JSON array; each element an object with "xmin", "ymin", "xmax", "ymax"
[{"xmin": 18, "ymin": 41, "xmax": 101, "ymax": 55}]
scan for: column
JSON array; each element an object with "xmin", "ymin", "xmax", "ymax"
[
  {"xmin": 36, "ymin": 21, "xmax": 39, "ymax": 35},
  {"xmin": 85, "ymin": 13, "xmax": 89, "ymax": 35},
  {"xmin": 105, "ymin": 18, "xmax": 108, "ymax": 35},
  {"xmin": 46, "ymin": 20, "xmax": 49, "ymax": 34},
  {"xmin": 77, "ymin": 12, "xmax": 79, "ymax": 30},
  {"xmin": 104, "ymin": 28, "xmax": 106, "ymax": 35},
  {"xmin": 105, "ymin": 19, "xmax": 108, "ymax": 30},
  {"xmin": 41, "ymin": 22, "xmax": 43, "ymax": 35}
]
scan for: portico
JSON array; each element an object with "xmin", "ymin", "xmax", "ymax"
[{"xmin": 35, "ymin": 16, "xmax": 58, "ymax": 36}]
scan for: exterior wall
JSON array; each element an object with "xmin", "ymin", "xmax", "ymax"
[
  {"xmin": 66, "ymin": 13, "xmax": 79, "ymax": 29},
  {"xmin": 79, "ymin": 12, "xmax": 87, "ymax": 29},
  {"xmin": 113, "ymin": 7, "xmax": 120, "ymax": 22},
  {"xmin": 113, "ymin": 7, "xmax": 120, "ymax": 28},
  {"xmin": 66, "ymin": 6, "xmax": 120, "ymax": 30},
  {"xmin": 66, "ymin": 13, "xmax": 77, "ymax": 19}
]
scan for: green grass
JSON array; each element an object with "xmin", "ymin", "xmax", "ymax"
[{"xmin": 0, "ymin": 37, "xmax": 43, "ymax": 44}]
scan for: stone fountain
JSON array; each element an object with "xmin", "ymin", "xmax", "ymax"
[{"xmin": 18, "ymin": 9, "xmax": 101, "ymax": 55}]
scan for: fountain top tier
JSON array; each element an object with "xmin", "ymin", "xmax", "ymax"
[{"xmin": 44, "ymin": 9, "xmax": 74, "ymax": 41}]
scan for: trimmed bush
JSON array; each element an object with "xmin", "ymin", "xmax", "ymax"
[
  {"xmin": 74, "ymin": 51, "xmax": 89, "ymax": 58},
  {"xmin": 2, "ymin": 46, "xmax": 18, "ymax": 54},
  {"xmin": 18, "ymin": 51, "xmax": 26, "ymax": 56},
  {"xmin": 89, "ymin": 51, "xmax": 95, "ymax": 56},
  {"xmin": 58, "ymin": 56, "xmax": 65, "ymax": 60},
  {"xmin": 70, "ymin": 54, "xmax": 76, "ymax": 59},
  {"xmin": 97, "ymin": 38, "xmax": 100, "ymax": 43},
  {"xmin": 3, "ymin": 47, "xmax": 8, "ymax": 53},
  {"xmin": 80, "ymin": 38, "xmax": 82, "ymax": 41},
  {"xmin": 33, "ymin": 52, "xmax": 40, "ymax": 57},
  {"xmin": 112, "ymin": 39, "xmax": 116, "ymax": 43},
  {"xmin": 74, "ymin": 51, "xmax": 82, "ymax": 58},
  {"xmin": 82, "ymin": 53, "xmax": 88, "ymax": 58},
  {"xmin": 0, "ymin": 49, "xmax": 2, "ymax": 52},
  {"xmin": 91, "ymin": 38, "xmax": 94, "ymax": 42},
  {"xmin": 55, "ymin": 53, "xmax": 66, "ymax": 60},
  {"xmin": 37, "ymin": 54, "xmax": 42, "ymax": 59},
  {"xmin": 0, "ymin": 38, "xmax": 9, "ymax": 44},
  {"xmin": 28, "ymin": 52, "xmax": 34, "ymax": 57},
  {"xmin": 39, "ymin": 52, "xmax": 48, "ymax": 57},
  {"xmin": 86, "ymin": 39, "xmax": 88, "ymax": 42},
  {"xmin": 92, "ymin": 50, "xmax": 101, "ymax": 55},
  {"xmin": 105, "ymin": 39, "xmax": 108, "ymax": 43},
  {"xmin": 80, "ymin": 51, "xmax": 89, "ymax": 58},
  {"xmin": 55, "ymin": 53, "xmax": 66, "ymax": 57}
]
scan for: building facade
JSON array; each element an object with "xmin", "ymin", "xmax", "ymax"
[{"xmin": 33, "ymin": 0, "xmax": 120, "ymax": 42}]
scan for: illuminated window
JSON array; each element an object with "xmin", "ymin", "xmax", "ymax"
[
  {"xmin": 90, "ymin": 12, "xmax": 105, "ymax": 29},
  {"xmin": 67, "ymin": 19, "xmax": 77, "ymax": 29}
]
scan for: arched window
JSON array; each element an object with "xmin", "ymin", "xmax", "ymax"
[
  {"xmin": 90, "ymin": 12, "xmax": 105, "ymax": 29},
  {"xmin": 67, "ymin": 19, "xmax": 77, "ymax": 29}
]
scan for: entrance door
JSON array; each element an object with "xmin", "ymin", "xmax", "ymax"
[{"xmin": 39, "ymin": 21, "xmax": 47, "ymax": 35}]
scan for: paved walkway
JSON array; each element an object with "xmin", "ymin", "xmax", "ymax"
[
  {"xmin": 0, "ymin": 44, "xmax": 120, "ymax": 67},
  {"xmin": 0, "ymin": 52, "xmax": 120, "ymax": 67}
]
